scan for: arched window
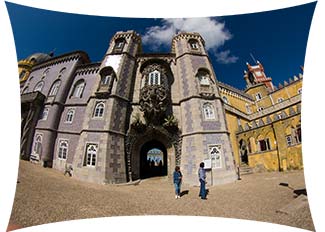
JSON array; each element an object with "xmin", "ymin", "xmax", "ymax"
[
  {"xmin": 148, "ymin": 70, "xmax": 161, "ymax": 85},
  {"xmin": 73, "ymin": 80, "xmax": 85, "ymax": 98},
  {"xmin": 49, "ymin": 80, "xmax": 61, "ymax": 96},
  {"xmin": 277, "ymin": 98, "xmax": 284, "ymax": 103},
  {"xmin": 93, "ymin": 102, "xmax": 105, "ymax": 118},
  {"xmin": 85, "ymin": 144, "xmax": 97, "ymax": 166},
  {"xmin": 58, "ymin": 140, "xmax": 68, "ymax": 159},
  {"xmin": 41, "ymin": 68, "xmax": 50, "ymax": 79},
  {"xmin": 197, "ymin": 69, "xmax": 210, "ymax": 86},
  {"xmin": 34, "ymin": 81, "xmax": 44, "ymax": 92},
  {"xmin": 65, "ymin": 109, "xmax": 75, "ymax": 123},
  {"xmin": 222, "ymin": 96, "xmax": 229, "ymax": 104},
  {"xmin": 113, "ymin": 38, "xmax": 126, "ymax": 52},
  {"xmin": 203, "ymin": 103, "xmax": 215, "ymax": 120},
  {"xmin": 33, "ymin": 134, "xmax": 42, "ymax": 155},
  {"xmin": 188, "ymin": 39, "xmax": 199, "ymax": 49}
]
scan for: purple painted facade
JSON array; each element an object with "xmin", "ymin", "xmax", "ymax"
[{"xmin": 21, "ymin": 31, "xmax": 236, "ymax": 186}]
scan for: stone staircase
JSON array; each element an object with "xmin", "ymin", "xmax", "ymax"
[{"xmin": 239, "ymin": 164, "xmax": 254, "ymax": 176}]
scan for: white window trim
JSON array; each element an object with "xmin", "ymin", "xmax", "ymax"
[
  {"xmin": 49, "ymin": 81, "xmax": 61, "ymax": 96},
  {"xmin": 84, "ymin": 143, "xmax": 99, "ymax": 167},
  {"xmin": 73, "ymin": 81, "xmax": 85, "ymax": 98},
  {"xmin": 203, "ymin": 103, "xmax": 216, "ymax": 120},
  {"xmin": 222, "ymin": 96, "xmax": 229, "ymax": 104},
  {"xmin": 32, "ymin": 133, "xmax": 43, "ymax": 157},
  {"xmin": 57, "ymin": 139, "xmax": 69, "ymax": 160},
  {"xmin": 34, "ymin": 81, "xmax": 44, "ymax": 92},
  {"xmin": 65, "ymin": 108, "xmax": 75, "ymax": 123},
  {"xmin": 148, "ymin": 70, "xmax": 161, "ymax": 85},
  {"xmin": 257, "ymin": 107, "xmax": 264, "ymax": 112},
  {"xmin": 93, "ymin": 102, "xmax": 105, "ymax": 118},
  {"xmin": 255, "ymin": 92, "xmax": 262, "ymax": 101},
  {"xmin": 207, "ymin": 144, "xmax": 222, "ymax": 169}
]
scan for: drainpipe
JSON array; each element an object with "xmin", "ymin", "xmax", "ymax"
[{"xmin": 271, "ymin": 123, "xmax": 281, "ymax": 171}]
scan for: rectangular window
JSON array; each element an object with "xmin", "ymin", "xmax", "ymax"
[
  {"xmin": 256, "ymin": 93, "xmax": 262, "ymax": 101},
  {"xmin": 286, "ymin": 135, "xmax": 292, "ymax": 146},
  {"xmin": 259, "ymin": 138, "xmax": 271, "ymax": 151},
  {"xmin": 208, "ymin": 144, "xmax": 222, "ymax": 168}
]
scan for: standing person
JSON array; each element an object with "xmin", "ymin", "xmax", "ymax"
[
  {"xmin": 173, "ymin": 166, "xmax": 183, "ymax": 199},
  {"xmin": 198, "ymin": 162, "xmax": 207, "ymax": 200}
]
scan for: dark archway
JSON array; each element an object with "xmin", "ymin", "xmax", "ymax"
[
  {"xmin": 239, "ymin": 139, "xmax": 249, "ymax": 164},
  {"xmin": 140, "ymin": 140, "xmax": 167, "ymax": 179}
]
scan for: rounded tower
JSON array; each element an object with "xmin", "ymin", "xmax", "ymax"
[{"xmin": 172, "ymin": 32, "xmax": 237, "ymax": 186}]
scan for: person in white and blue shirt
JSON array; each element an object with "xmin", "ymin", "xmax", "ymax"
[{"xmin": 198, "ymin": 162, "xmax": 207, "ymax": 200}]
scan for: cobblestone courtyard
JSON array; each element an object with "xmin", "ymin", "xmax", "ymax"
[{"xmin": 9, "ymin": 161, "xmax": 314, "ymax": 231}]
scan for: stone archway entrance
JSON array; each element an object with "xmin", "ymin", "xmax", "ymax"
[
  {"xmin": 239, "ymin": 139, "xmax": 249, "ymax": 164},
  {"xmin": 140, "ymin": 140, "xmax": 167, "ymax": 179}
]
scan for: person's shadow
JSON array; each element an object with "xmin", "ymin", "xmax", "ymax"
[{"xmin": 180, "ymin": 190, "xmax": 189, "ymax": 197}]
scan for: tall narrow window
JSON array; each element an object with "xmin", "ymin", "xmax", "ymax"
[
  {"xmin": 33, "ymin": 134, "xmax": 42, "ymax": 155},
  {"xmin": 93, "ymin": 102, "xmax": 105, "ymax": 118},
  {"xmin": 40, "ymin": 107, "xmax": 49, "ymax": 120},
  {"xmin": 85, "ymin": 144, "xmax": 97, "ymax": 166},
  {"xmin": 34, "ymin": 81, "xmax": 44, "ymax": 92},
  {"xmin": 101, "ymin": 74, "xmax": 111, "ymax": 85},
  {"xmin": 113, "ymin": 38, "xmax": 126, "ymax": 52},
  {"xmin": 148, "ymin": 70, "xmax": 161, "ymax": 85},
  {"xmin": 66, "ymin": 109, "xmax": 75, "ymax": 123},
  {"xmin": 73, "ymin": 80, "xmax": 85, "ymax": 98},
  {"xmin": 255, "ymin": 93, "xmax": 262, "ymax": 101},
  {"xmin": 203, "ymin": 103, "xmax": 215, "ymax": 120},
  {"xmin": 58, "ymin": 140, "xmax": 68, "ymax": 159},
  {"xmin": 49, "ymin": 80, "xmax": 61, "ymax": 96},
  {"xmin": 189, "ymin": 39, "xmax": 199, "ymax": 49}
]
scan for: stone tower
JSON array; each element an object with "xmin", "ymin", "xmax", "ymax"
[
  {"xmin": 72, "ymin": 31, "xmax": 141, "ymax": 184},
  {"xmin": 172, "ymin": 32, "xmax": 237, "ymax": 185}
]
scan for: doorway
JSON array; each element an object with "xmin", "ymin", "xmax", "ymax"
[{"xmin": 140, "ymin": 140, "xmax": 167, "ymax": 179}]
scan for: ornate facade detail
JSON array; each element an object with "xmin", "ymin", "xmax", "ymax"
[{"xmin": 139, "ymin": 85, "xmax": 169, "ymax": 125}]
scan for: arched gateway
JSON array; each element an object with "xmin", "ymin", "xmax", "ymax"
[{"xmin": 125, "ymin": 126, "xmax": 181, "ymax": 181}]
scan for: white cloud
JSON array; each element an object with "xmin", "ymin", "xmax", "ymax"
[
  {"xmin": 142, "ymin": 17, "xmax": 238, "ymax": 64},
  {"xmin": 215, "ymin": 50, "xmax": 239, "ymax": 64}
]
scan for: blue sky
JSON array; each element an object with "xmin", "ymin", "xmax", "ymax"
[{"xmin": 6, "ymin": 2, "xmax": 316, "ymax": 90}]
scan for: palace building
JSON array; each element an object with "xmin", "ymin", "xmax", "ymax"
[{"xmin": 19, "ymin": 30, "xmax": 303, "ymax": 186}]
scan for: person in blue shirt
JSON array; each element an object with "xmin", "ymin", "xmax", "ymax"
[
  {"xmin": 198, "ymin": 162, "xmax": 207, "ymax": 200},
  {"xmin": 173, "ymin": 166, "xmax": 183, "ymax": 199}
]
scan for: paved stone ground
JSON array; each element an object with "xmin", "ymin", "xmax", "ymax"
[{"xmin": 9, "ymin": 161, "xmax": 315, "ymax": 231}]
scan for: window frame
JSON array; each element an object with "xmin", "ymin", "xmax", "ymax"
[
  {"xmin": 65, "ymin": 109, "xmax": 75, "ymax": 123},
  {"xmin": 34, "ymin": 81, "xmax": 44, "ymax": 92},
  {"xmin": 255, "ymin": 92, "xmax": 262, "ymax": 101},
  {"xmin": 203, "ymin": 103, "xmax": 216, "ymax": 120},
  {"xmin": 84, "ymin": 143, "xmax": 98, "ymax": 167},
  {"xmin": 57, "ymin": 139, "xmax": 68, "ymax": 160},
  {"xmin": 49, "ymin": 80, "xmax": 61, "ymax": 96},
  {"xmin": 73, "ymin": 80, "xmax": 86, "ymax": 98},
  {"xmin": 93, "ymin": 102, "xmax": 105, "ymax": 118},
  {"xmin": 148, "ymin": 70, "xmax": 161, "ymax": 85}
]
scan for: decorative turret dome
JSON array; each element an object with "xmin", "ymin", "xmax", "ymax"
[{"xmin": 26, "ymin": 52, "xmax": 53, "ymax": 64}]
